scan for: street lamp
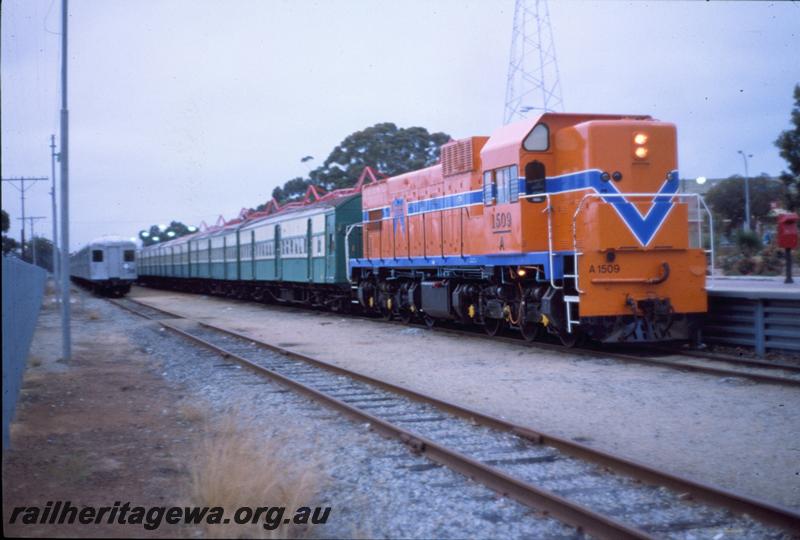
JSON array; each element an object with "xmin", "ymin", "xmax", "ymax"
[
  {"xmin": 696, "ymin": 176, "xmax": 707, "ymax": 185},
  {"xmin": 737, "ymin": 150, "xmax": 753, "ymax": 231}
]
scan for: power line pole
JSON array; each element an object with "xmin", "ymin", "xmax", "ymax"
[
  {"xmin": 50, "ymin": 135, "xmax": 60, "ymax": 289},
  {"xmin": 737, "ymin": 150, "xmax": 753, "ymax": 231},
  {"xmin": 17, "ymin": 216, "xmax": 47, "ymax": 267},
  {"xmin": 503, "ymin": 0, "xmax": 564, "ymax": 124},
  {"xmin": 1, "ymin": 176, "xmax": 48, "ymax": 259},
  {"xmin": 59, "ymin": 0, "xmax": 71, "ymax": 362}
]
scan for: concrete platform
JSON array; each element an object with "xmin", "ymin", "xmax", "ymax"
[{"xmin": 707, "ymin": 276, "xmax": 800, "ymax": 299}]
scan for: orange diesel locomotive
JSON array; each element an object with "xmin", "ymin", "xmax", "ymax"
[{"xmin": 349, "ymin": 113, "xmax": 711, "ymax": 345}]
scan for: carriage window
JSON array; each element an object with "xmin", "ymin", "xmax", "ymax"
[
  {"xmin": 523, "ymin": 123, "xmax": 549, "ymax": 151},
  {"xmin": 525, "ymin": 161, "xmax": 547, "ymax": 203},
  {"xmin": 482, "ymin": 171, "xmax": 494, "ymax": 206},
  {"xmin": 124, "ymin": 250, "xmax": 135, "ymax": 262},
  {"xmin": 92, "ymin": 250, "xmax": 103, "ymax": 262}
]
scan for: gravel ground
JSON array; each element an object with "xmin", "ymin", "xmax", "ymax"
[
  {"xmin": 132, "ymin": 287, "xmax": 800, "ymax": 512},
  {"xmin": 129, "ymin": 307, "xmax": 583, "ymax": 538},
  {"xmin": 160, "ymin": 322, "xmax": 792, "ymax": 539}
]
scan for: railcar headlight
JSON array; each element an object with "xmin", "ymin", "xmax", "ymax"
[
  {"xmin": 634, "ymin": 146, "xmax": 649, "ymax": 159},
  {"xmin": 634, "ymin": 133, "xmax": 648, "ymax": 145}
]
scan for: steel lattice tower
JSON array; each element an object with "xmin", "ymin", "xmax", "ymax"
[{"xmin": 503, "ymin": 0, "xmax": 564, "ymax": 124}]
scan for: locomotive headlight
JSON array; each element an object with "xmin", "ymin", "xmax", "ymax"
[
  {"xmin": 634, "ymin": 146, "xmax": 649, "ymax": 159},
  {"xmin": 634, "ymin": 133, "xmax": 648, "ymax": 145}
]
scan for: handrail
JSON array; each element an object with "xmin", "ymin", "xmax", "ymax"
[
  {"xmin": 518, "ymin": 192, "xmax": 559, "ymax": 289},
  {"xmin": 345, "ymin": 223, "xmax": 363, "ymax": 283}
]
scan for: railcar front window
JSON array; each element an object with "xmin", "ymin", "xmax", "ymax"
[
  {"xmin": 124, "ymin": 250, "xmax": 135, "ymax": 262},
  {"xmin": 92, "ymin": 250, "xmax": 103, "ymax": 262}
]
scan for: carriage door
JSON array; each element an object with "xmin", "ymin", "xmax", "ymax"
[
  {"xmin": 107, "ymin": 246, "xmax": 122, "ymax": 278},
  {"xmin": 275, "ymin": 224, "xmax": 282, "ymax": 280},
  {"xmin": 306, "ymin": 219, "xmax": 313, "ymax": 282},
  {"xmin": 325, "ymin": 214, "xmax": 336, "ymax": 282}
]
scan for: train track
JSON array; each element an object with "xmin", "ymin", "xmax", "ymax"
[{"xmin": 110, "ymin": 296, "xmax": 800, "ymax": 539}]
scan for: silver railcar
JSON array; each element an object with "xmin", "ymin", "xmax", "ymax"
[{"xmin": 70, "ymin": 237, "xmax": 137, "ymax": 296}]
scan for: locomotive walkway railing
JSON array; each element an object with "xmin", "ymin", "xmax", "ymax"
[{"xmin": 569, "ymin": 192, "xmax": 715, "ymax": 295}]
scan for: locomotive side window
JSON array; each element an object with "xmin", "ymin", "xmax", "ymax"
[
  {"xmin": 124, "ymin": 250, "xmax": 135, "ymax": 262},
  {"xmin": 525, "ymin": 161, "xmax": 547, "ymax": 203},
  {"xmin": 482, "ymin": 170, "xmax": 494, "ymax": 206},
  {"xmin": 509, "ymin": 164, "xmax": 519, "ymax": 202},
  {"xmin": 495, "ymin": 165, "xmax": 519, "ymax": 204},
  {"xmin": 523, "ymin": 123, "xmax": 549, "ymax": 151},
  {"xmin": 92, "ymin": 250, "xmax": 103, "ymax": 262},
  {"xmin": 497, "ymin": 168, "xmax": 508, "ymax": 204}
]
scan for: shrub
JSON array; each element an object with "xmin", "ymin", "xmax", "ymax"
[{"xmin": 735, "ymin": 229, "xmax": 763, "ymax": 256}]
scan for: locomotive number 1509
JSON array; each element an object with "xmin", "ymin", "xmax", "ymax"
[
  {"xmin": 492, "ymin": 212, "xmax": 512, "ymax": 230},
  {"xmin": 589, "ymin": 264, "xmax": 621, "ymax": 274}
]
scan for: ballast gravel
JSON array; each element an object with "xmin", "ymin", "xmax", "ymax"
[
  {"xmin": 131, "ymin": 288, "xmax": 800, "ymax": 511},
  {"xmin": 129, "ymin": 315, "xmax": 581, "ymax": 539}
]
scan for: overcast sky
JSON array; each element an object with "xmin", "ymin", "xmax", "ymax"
[{"xmin": 2, "ymin": 0, "xmax": 798, "ymax": 250}]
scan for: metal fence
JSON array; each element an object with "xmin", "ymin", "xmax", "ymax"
[
  {"xmin": 703, "ymin": 290, "xmax": 800, "ymax": 356},
  {"xmin": 2, "ymin": 256, "xmax": 47, "ymax": 448}
]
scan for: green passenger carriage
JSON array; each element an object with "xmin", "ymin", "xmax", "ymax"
[{"xmin": 138, "ymin": 190, "xmax": 364, "ymax": 309}]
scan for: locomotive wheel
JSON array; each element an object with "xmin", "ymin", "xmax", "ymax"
[
  {"xmin": 558, "ymin": 330, "xmax": 585, "ymax": 348},
  {"xmin": 423, "ymin": 314, "xmax": 436, "ymax": 329},
  {"xmin": 520, "ymin": 320, "xmax": 540, "ymax": 342},
  {"xmin": 399, "ymin": 309, "xmax": 414, "ymax": 324},
  {"xmin": 381, "ymin": 307, "xmax": 393, "ymax": 321},
  {"xmin": 484, "ymin": 318, "xmax": 503, "ymax": 337}
]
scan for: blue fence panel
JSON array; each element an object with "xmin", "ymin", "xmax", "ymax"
[
  {"xmin": 704, "ymin": 290, "xmax": 800, "ymax": 356},
  {"xmin": 2, "ymin": 256, "xmax": 47, "ymax": 448}
]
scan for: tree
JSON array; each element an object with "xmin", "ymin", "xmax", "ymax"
[
  {"xmin": 1, "ymin": 209, "xmax": 18, "ymax": 255},
  {"xmin": 775, "ymin": 84, "xmax": 800, "ymax": 211},
  {"xmin": 704, "ymin": 174, "xmax": 785, "ymax": 233},
  {"xmin": 29, "ymin": 237, "xmax": 55, "ymax": 271},
  {"xmin": 269, "ymin": 123, "xmax": 451, "ymax": 203},
  {"xmin": 139, "ymin": 220, "xmax": 196, "ymax": 247}
]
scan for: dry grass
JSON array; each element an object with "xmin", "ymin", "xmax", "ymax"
[
  {"xmin": 177, "ymin": 402, "xmax": 207, "ymax": 424},
  {"xmin": 189, "ymin": 416, "xmax": 325, "ymax": 539}
]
